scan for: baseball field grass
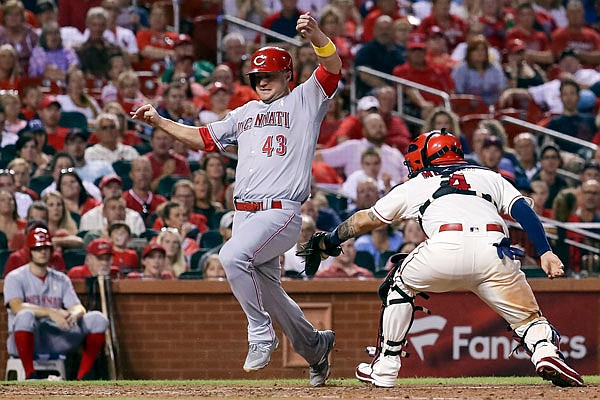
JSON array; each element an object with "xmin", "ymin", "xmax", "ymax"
[{"xmin": 1, "ymin": 376, "xmax": 599, "ymax": 400}]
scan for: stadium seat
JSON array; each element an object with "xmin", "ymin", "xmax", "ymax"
[
  {"xmin": 178, "ymin": 270, "xmax": 203, "ymax": 280},
  {"xmin": 190, "ymin": 249, "xmax": 207, "ymax": 271},
  {"xmin": 189, "ymin": 160, "xmax": 201, "ymax": 173},
  {"xmin": 58, "ymin": 111, "xmax": 88, "ymax": 129},
  {"xmin": 0, "ymin": 230, "xmax": 8, "ymax": 250},
  {"xmin": 139, "ymin": 229, "xmax": 159, "ymax": 242},
  {"xmin": 208, "ymin": 210, "xmax": 229, "ymax": 230},
  {"xmin": 193, "ymin": 15, "xmax": 218, "ymax": 64},
  {"xmin": 6, "ymin": 354, "xmax": 66, "ymax": 381},
  {"xmin": 133, "ymin": 142, "xmax": 152, "ymax": 155},
  {"xmin": 459, "ymin": 113, "xmax": 491, "ymax": 149},
  {"xmin": 28, "ymin": 176, "xmax": 53, "ymax": 196},
  {"xmin": 157, "ymin": 175, "xmax": 183, "ymax": 199},
  {"xmin": 1, "ymin": 144, "xmax": 16, "ymax": 160},
  {"xmin": 63, "ymin": 249, "xmax": 87, "ymax": 270},
  {"xmin": 324, "ymin": 192, "xmax": 348, "ymax": 214},
  {"xmin": 199, "ymin": 230, "xmax": 223, "ymax": 249},
  {"xmin": 354, "ymin": 251, "xmax": 375, "ymax": 272},
  {"xmin": 450, "ymin": 94, "xmax": 489, "ymax": 117},
  {"xmin": 112, "ymin": 160, "xmax": 132, "ymax": 177},
  {"xmin": 0, "ymin": 249, "xmax": 13, "ymax": 276},
  {"xmin": 379, "ymin": 250, "xmax": 397, "ymax": 269}
]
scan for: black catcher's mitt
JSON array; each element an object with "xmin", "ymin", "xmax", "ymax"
[{"xmin": 296, "ymin": 231, "xmax": 342, "ymax": 276}]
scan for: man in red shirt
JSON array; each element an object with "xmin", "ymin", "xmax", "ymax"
[
  {"xmin": 393, "ymin": 33, "xmax": 454, "ymax": 118},
  {"xmin": 417, "ymin": 0, "xmax": 467, "ymax": 51},
  {"xmin": 506, "ymin": 3, "xmax": 554, "ymax": 66},
  {"xmin": 68, "ymin": 238, "xmax": 119, "ymax": 280},
  {"xmin": 123, "ymin": 157, "xmax": 167, "ymax": 223},
  {"xmin": 551, "ymin": 0, "xmax": 600, "ymax": 66},
  {"xmin": 324, "ymin": 95, "xmax": 380, "ymax": 147},
  {"xmin": 375, "ymin": 85, "xmax": 411, "ymax": 153},
  {"xmin": 361, "ymin": 0, "xmax": 404, "ymax": 42},
  {"xmin": 147, "ymin": 127, "xmax": 191, "ymax": 190},
  {"xmin": 37, "ymin": 96, "xmax": 69, "ymax": 152}
]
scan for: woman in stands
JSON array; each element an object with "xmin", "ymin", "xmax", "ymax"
[
  {"xmin": 42, "ymin": 190, "xmax": 84, "ymax": 250},
  {"xmin": 15, "ymin": 132, "xmax": 49, "ymax": 178},
  {"xmin": 56, "ymin": 169, "xmax": 99, "ymax": 217},
  {"xmin": 421, "ymin": 107, "xmax": 469, "ymax": 153},
  {"xmin": 201, "ymin": 153, "xmax": 228, "ymax": 205},
  {"xmin": 7, "ymin": 158, "xmax": 37, "ymax": 200},
  {"xmin": 1, "ymin": 91, "xmax": 26, "ymax": 139},
  {"xmin": 155, "ymin": 201, "xmax": 199, "ymax": 257},
  {"xmin": 28, "ymin": 21, "xmax": 79, "ymax": 80},
  {"xmin": 192, "ymin": 170, "xmax": 224, "ymax": 229},
  {"xmin": 57, "ymin": 68, "xmax": 101, "ymax": 124},
  {"xmin": 0, "ymin": 44, "xmax": 20, "ymax": 90},
  {"xmin": 0, "ymin": 0, "xmax": 38, "ymax": 71},
  {"xmin": 153, "ymin": 179, "xmax": 208, "ymax": 233},
  {"xmin": 0, "ymin": 189, "xmax": 26, "ymax": 250},
  {"xmin": 156, "ymin": 228, "xmax": 188, "ymax": 277}
]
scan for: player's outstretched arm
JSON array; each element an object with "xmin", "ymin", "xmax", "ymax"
[
  {"xmin": 296, "ymin": 12, "xmax": 342, "ymax": 75},
  {"xmin": 323, "ymin": 209, "xmax": 386, "ymax": 249},
  {"xmin": 131, "ymin": 104, "xmax": 206, "ymax": 150}
]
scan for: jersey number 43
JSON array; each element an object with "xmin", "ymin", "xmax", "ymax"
[{"xmin": 262, "ymin": 135, "xmax": 287, "ymax": 157}]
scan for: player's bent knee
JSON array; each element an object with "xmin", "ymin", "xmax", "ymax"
[
  {"xmin": 82, "ymin": 311, "xmax": 109, "ymax": 333},
  {"xmin": 13, "ymin": 309, "xmax": 36, "ymax": 331}
]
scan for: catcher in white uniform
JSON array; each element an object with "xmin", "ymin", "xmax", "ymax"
[{"xmin": 305, "ymin": 129, "xmax": 584, "ymax": 388}]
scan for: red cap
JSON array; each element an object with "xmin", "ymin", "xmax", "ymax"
[
  {"xmin": 27, "ymin": 227, "xmax": 53, "ymax": 249},
  {"xmin": 407, "ymin": 33, "xmax": 427, "ymax": 49},
  {"xmin": 87, "ymin": 238, "xmax": 113, "ymax": 256},
  {"xmin": 142, "ymin": 243, "xmax": 166, "ymax": 258},
  {"xmin": 507, "ymin": 38, "xmax": 526, "ymax": 53},
  {"xmin": 208, "ymin": 81, "xmax": 231, "ymax": 95},
  {"xmin": 40, "ymin": 95, "xmax": 61, "ymax": 109},
  {"xmin": 99, "ymin": 174, "xmax": 123, "ymax": 190},
  {"xmin": 174, "ymin": 34, "xmax": 192, "ymax": 47},
  {"xmin": 427, "ymin": 25, "xmax": 444, "ymax": 37}
]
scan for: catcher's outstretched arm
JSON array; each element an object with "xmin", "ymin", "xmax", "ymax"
[{"xmin": 329, "ymin": 209, "xmax": 386, "ymax": 246}]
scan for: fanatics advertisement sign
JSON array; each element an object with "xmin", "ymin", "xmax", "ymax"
[{"xmin": 401, "ymin": 292, "xmax": 596, "ymax": 376}]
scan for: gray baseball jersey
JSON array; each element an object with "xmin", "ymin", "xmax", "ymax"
[
  {"xmin": 4, "ymin": 265, "xmax": 81, "ymax": 333},
  {"xmin": 206, "ymin": 70, "xmax": 332, "ymax": 202}
]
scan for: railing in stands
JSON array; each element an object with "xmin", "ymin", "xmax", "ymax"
[{"xmin": 216, "ymin": 15, "xmax": 303, "ymax": 65}]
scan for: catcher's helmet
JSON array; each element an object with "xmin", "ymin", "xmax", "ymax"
[
  {"xmin": 404, "ymin": 128, "xmax": 465, "ymax": 178},
  {"xmin": 27, "ymin": 227, "xmax": 53, "ymax": 250},
  {"xmin": 247, "ymin": 47, "xmax": 293, "ymax": 89}
]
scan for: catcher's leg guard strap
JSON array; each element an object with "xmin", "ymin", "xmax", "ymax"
[
  {"xmin": 381, "ymin": 279, "xmax": 418, "ymax": 358},
  {"xmin": 514, "ymin": 317, "xmax": 561, "ymax": 365}
]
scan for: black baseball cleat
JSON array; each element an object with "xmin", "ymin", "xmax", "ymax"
[{"xmin": 536, "ymin": 356, "xmax": 584, "ymax": 387}]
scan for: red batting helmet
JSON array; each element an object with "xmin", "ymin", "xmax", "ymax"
[
  {"xmin": 404, "ymin": 128, "xmax": 465, "ymax": 178},
  {"xmin": 247, "ymin": 47, "xmax": 293, "ymax": 89},
  {"xmin": 27, "ymin": 227, "xmax": 53, "ymax": 250}
]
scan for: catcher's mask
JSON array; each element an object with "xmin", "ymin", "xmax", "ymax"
[
  {"xmin": 247, "ymin": 46, "xmax": 293, "ymax": 90},
  {"xmin": 404, "ymin": 128, "xmax": 465, "ymax": 178}
]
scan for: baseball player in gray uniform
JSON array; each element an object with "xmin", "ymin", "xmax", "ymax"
[
  {"xmin": 132, "ymin": 13, "xmax": 342, "ymax": 386},
  {"xmin": 4, "ymin": 227, "xmax": 109, "ymax": 380},
  {"xmin": 308, "ymin": 130, "xmax": 583, "ymax": 388}
]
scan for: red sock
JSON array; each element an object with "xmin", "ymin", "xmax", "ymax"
[
  {"xmin": 77, "ymin": 333, "xmax": 105, "ymax": 380},
  {"xmin": 14, "ymin": 331, "xmax": 35, "ymax": 378}
]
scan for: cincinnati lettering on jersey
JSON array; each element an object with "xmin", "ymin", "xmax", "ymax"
[
  {"xmin": 236, "ymin": 111, "xmax": 290, "ymax": 134},
  {"xmin": 25, "ymin": 295, "xmax": 62, "ymax": 309}
]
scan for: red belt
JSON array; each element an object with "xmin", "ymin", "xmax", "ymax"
[
  {"xmin": 439, "ymin": 223, "xmax": 504, "ymax": 233},
  {"xmin": 234, "ymin": 200, "xmax": 282, "ymax": 212}
]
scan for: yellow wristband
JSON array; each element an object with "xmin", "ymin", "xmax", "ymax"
[{"xmin": 312, "ymin": 38, "xmax": 336, "ymax": 58}]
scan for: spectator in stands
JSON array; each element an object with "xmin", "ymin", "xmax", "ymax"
[
  {"xmin": 401, "ymin": 218, "xmax": 426, "ymax": 246},
  {"xmin": 451, "ymin": 35, "xmax": 507, "ymax": 106},
  {"xmin": 7, "ymin": 158, "xmax": 37, "ymax": 200},
  {"xmin": 42, "ymin": 190, "xmax": 83, "ymax": 254},
  {"xmin": 319, "ymin": 6, "xmax": 353, "ymax": 77},
  {"xmin": 331, "ymin": 0, "xmax": 361, "ymax": 43},
  {"xmin": 0, "ymin": 189, "xmax": 25, "ymax": 250},
  {"xmin": 107, "ymin": 220, "xmax": 138, "ymax": 275},
  {"xmin": 201, "ymin": 153, "xmax": 228, "ymax": 205},
  {"xmin": 208, "ymin": 64, "xmax": 259, "ymax": 110},
  {"xmin": 192, "ymin": 170, "xmax": 224, "ymax": 227},
  {"xmin": 123, "ymin": 157, "xmax": 166, "ymax": 222},
  {"xmin": 421, "ymin": 107, "xmax": 468, "ymax": 153},
  {"xmin": 128, "ymin": 243, "xmax": 174, "ymax": 280},
  {"xmin": 115, "ymin": 0, "xmax": 148, "ymax": 33},
  {"xmin": 318, "ymin": 95, "xmax": 344, "ymax": 148},
  {"xmin": 282, "ymin": 214, "xmax": 319, "ymax": 278},
  {"xmin": 343, "ymin": 177, "xmax": 381, "ymax": 219},
  {"xmin": 79, "ymin": 174, "xmax": 145, "ymax": 236},
  {"xmin": 354, "ymin": 221, "xmax": 402, "ymax": 269},
  {"xmin": 0, "ymin": 44, "xmax": 20, "ymax": 90},
  {"xmin": 41, "ymin": 152, "xmax": 102, "ymax": 200},
  {"xmin": 155, "ymin": 201, "xmax": 199, "ymax": 256},
  {"xmin": 196, "ymin": 210, "xmax": 234, "ymax": 270},
  {"xmin": 315, "ymin": 238, "xmax": 374, "ymax": 278},
  {"xmin": 375, "ymin": 86, "xmax": 411, "ymax": 152},
  {"xmin": 198, "ymin": 82, "xmax": 233, "ymax": 126},
  {"xmin": 362, "ymin": 0, "xmax": 404, "ymax": 43},
  {"xmin": 354, "ymin": 15, "xmax": 405, "ymax": 98},
  {"xmin": 202, "ymin": 254, "xmax": 227, "ymax": 280},
  {"xmin": 260, "ymin": 0, "xmax": 303, "ymax": 42},
  {"xmin": 158, "ymin": 179, "xmax": 208, "ymax": 232},
  {"xmin": 88, "ymin": 0, "xmax": 139, "ymax": 64},
  {"xmin": 102, "ymin": 101, "xmax": 141, "ymax": 146},
  {"xmin": 476, "ymin": 135, "xmax": 518, "ymax": 185},
  {"xmin": 37, "ymin": 95, "xmax": 69, "ymax": 151},
  {"xmin": 425, "ymin": 25, "xmax": 457, "ymax": 71},
  {"xmin": 57, "ymin": 168, "xmax": 100, "ymax": 216},
  {"xmin": 324, "ymin": 95, "xmax": 380, "ymax": 147},
  {"xmin": 0, "ymin": 168, "xmax": 32, "ymax": 219},
  {"xmin": 573, "ymin": 161, "xmax": 600, "ymax": 207},
  {"xmin": 20, "ymin": 86, "xmax": 41, "ymax": 122},
  {"xmin": 1, "ymin": 92, "xmax": 26, "ymax": 139},
  {"xmin": 506, "ymin": 3, "xmax": 554, "ymax": 66},
  {"xmin": 478, "ymin": 0, "xmax": 505, "ymax": 50},
  {"xmin": 532, "ymin": 143, "xmax": 568, "ymax": 209},
  {"xmin": 0, "ymin": 0, "xmax": 38, "ymax": 69},
  {"xmin": 156, "ymin": 228, "xmax": 188, "ymax": 278},
  {"xmin": 85, "ymin": 113, "xmax": 139, "ymax": 163},
  {"xmin": 566, "ymin": 179, "xmax": 600, "ymax": 276},
  {"xmin": 316, "ymin": 113, "xmax": 408, "ymax": 183},
  {"xmin": 77, "ymin": 7, "xmax": 123, "ymax": 80},
  {"xmin": 300, "ymin": 196, "xmax": 341, "ymax": 233},
  {"xmin": 417, "ymin": 0, "xmax": 467, "ymax": 51},
  {"xmin": 100, "ymin": 55, "xmax": 129, "ymax": 105},
  {"xmin": 513, "ymin": 132, "xmax": 541, "ymax": 181},
  {"xmin": 64, "ymin": 128, "xmax": 113, "ymax": 184},
  {"xmin": 135, "ymin": 3, "xmax": 178, "ymax": 71},
  {"xmin": 342, "ymin": 147, "xmax": 393, "ymax": 202},
  {"xmin": 393, "ymin": 33, "xmax": 454, "ymax": 118},
  {"xmin": 35, "ymin": 0, "xmax": 84, "ymax": 49},
  {"xmin": 504, "ymin": 38, "xmax": 547, "ymax": 90},
  {"xmin": 57, "ymin": 68, "xmax": 102, "ymax": 123},
  {"xmin": 530, "ymin": 180, "xmax": 553, "ymax": 218},
  {"xmin": 114, "ymin": 70, "xmax": 146, "ymax": 114},
  {"xmin": 80, "ymin": 195, "xmax": 129, "ymax": 247},
  {"xmin": 220, "ymin": 32, "xmax": 247, "ymax": 82},
  {"xmin": 161, "ymin": 34, "xmax": 213, "ymax": 88},
  {"xmin": 546, "ymin": 78, "xmax": 598, "ymax": 154},
  {"xmin": 222, "ymin": 0, "xmax": 266, "ymax": 42},
  {"xmin": 68, "ymin": 238, "xmax": 118, "ymax": 280},
  {"xmin": 157, "ymin": 82, "xmax": 195, "ymax": 126},
  {"xmin": 28, "ymin": 21, "xmax": 79, "ymax": 80},
  {"xmin": 551, "ymin": 0, "xmax": 600, "ymax": 67},
  {"xmin": 15, "ymin": 133, "xmax": 49, "ymax": 178},
  {"xmin": 147, "ymin": 128, "xmax": 191, "ymax": 190},
  {"xmin": 451, "ymin": 19, "xmax": 502, "ymax": 66}
]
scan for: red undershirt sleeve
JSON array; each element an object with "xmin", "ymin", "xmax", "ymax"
[
  {"xmin": 198, "ymin": 126, "xmax": 217, "ymax": 152},
  {"xmin": 315, "ymin": 64, "xmax": 341, "ymax": 97}
]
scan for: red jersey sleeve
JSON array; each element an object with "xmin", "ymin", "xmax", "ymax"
[
  {"xmin": 315, "ymin": 64, "xmax": 341, "ymax": 97},
  {"xmin": 198, "ymin": 126, "xmax": 218, "ymax": 152}
]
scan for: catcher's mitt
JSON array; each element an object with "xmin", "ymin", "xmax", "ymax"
[{"xmin": 296, "ymin": 231, "xmax": 342, "ymax": 276}]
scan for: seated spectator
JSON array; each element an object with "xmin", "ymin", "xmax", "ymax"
[
  {"xmin": 421, "ymin": 107, "xmax": 468, "ymax": 153},
  {"xmin": 41, "ymin": 152, "xmax": 102, "ymax": 201},
  {"xmin": 80, "ymin": 175, "xmax": 145, "ymax": 235},
  {"xmin": 0, "ymin": 189, "xmax": 26, "ymax": 250},
  {"xmin": 506, "ymin": 3, "xmax": 554, "ymax": 67},
  {"xmin": 57, "ymin": 69, "xmax": 102, "ymax": 123},
  {"xmin": 127, "ymin": 243, "xmax": 175, "ymax": 280},
  {"xmin": 425, "ymin": 25, "xmax": 457, "ymax": 70},
  {"xmin": 374, "ymin": 86, "xmax": 411, "ymax": 152},
  {"xmin": 81, "ymin": 195, "xmax": 130, "ymax": 248},
  {"xmin": 354, "ymin": 223, "xmax": 402, "ymax": 269},
  {"xmin": 531, "ymin": 143, "xmax": 569, "ymax": 209},
  {"xmin": 42, "ymin": 191, "xmax": 80, "ymax": 238},
  {"xmin": 300, "ymin": 196, "xmax": 341, "ymax": 233},
  {"xmin": 1, "ymin": 92, "xmax": 26, "ymax": 140},
  {"xmin": 202, "ymin": 254, "xmax": 227, "ymax": 280},
  {"xmin": 417, "ymin": 0, "xmax": 467, "ymax": 51},
  {"xmin": 147, "ymin": 128, "xmax": 191, "ymax": 190},
  {"xmin": 192, "ymin": 170, "xmax": 224, "ymax": 227},
  {"xmin": 156, "ymin": 228, "xmax": 188, "ymax": 277},
  {"xmin": 316, "ymin": 113, "xmax": 408, "ymax": 183},
  {"xmin": 34, "ymin": 0, "xmax": 84, "ymax": 49},
  {"xmin": 161, "ymin": 33, "xmax": 213, "ymax": 89},
  {"xmin": 36, "ymin": 96, "xmax": 70, "ymax": 151},
  {"xmin": 28, "ymin": 21, "xmax": 79, "ymax": 80},
  {"xmin": 0, "ymin": 0, "xmax": 38, "ymax": 70},
  {"xmin": 123, "ymin": 157, "xmax": 167, "ymax": 222},
  {"xmin": 201, "ymin": 153, "xmax": 228, "ymax": 205},
  {"xmin": 77, "ymin": 7, "xmax": 123, "ymax": 80},
  {"xmin": 205, "ymin": 64, "xmax": 258, "ymax": 110},
  {"xmin": 154, "ymin": 201, "xmax": 200, "ymax": 256},
  {"xmin": 3, "ymin": 226, "xmax": 108, "ymax": 381},
  {"xmin": 331, "ymin": 0, "xmax": 361, "ymax": 43},
  {"xmin": 56, "ymin": 168, "xmax": 100, "ymax": 216},
  {"xmin": 100, "ymin": 56, "xmax": 129, "ymax": 105},
  {"xmin": 282, "ymin": 214, "xmax": 318, "ymax": 278},
  {"xmin": 343, "ymin": 177, "xmax": 381, "ymax": 219},
  {"xmin": 0, "ymin": 44, "xmax": 20, "ymax": 91},
  {"xmin": 0, "ymin": 167, "xmax": 32, "ymax": 219},
  {"xmin": 476, "ymin": 135, "xmax": 520, "ymax": 186},
  {"xmin": 504, "ymin": 38, "xmax": 547, "ymax": 90},
  {"xmin": 451, "ymin": 35, "xmax": 507, "ymax": 106},
  {"xmin": 319, "ymin": 6, "xmax": 353, "ymax": 78},
  {"xmin": 102, "ymin": 101, "xmax": 142, "ymax": 146},
  {"xmin": 530, "ymin": 180, "xmax": 553, "ymax": 218},
  {"xmin": 361, "ymin": 0, "xmax": 404, "ymax": 43},
  {"xmin": 68, "ymin": 238, "xmax": 119, "ymax": 280},
  {"xmin": 154, "ymin": 179, "xmax": 208, "ymax": 232},
  {"xmin": 401, "ymin": 219, "xmax": 427, "ymax": 247},
  {"xmin": 107, "ymin": 220, "xmax": 138, "ymax": 276},
  {"xmin": 198, "ymin": 82, "xmax": 233, "ymax": 126},
  {"xmin": 477, "ymin": 0, "xmax": 506, "ymax": 50},
  {"xmin": 315, "ymin": 239, "xmax": 374, "ymax": 278},
  {"xmin": 451, "ymin": 19, "xmax": 502, "ymax": 66},
  {"xmin": 196, "ymin": 210, "xmax": 234, "ymax": 269},
  {"xmin": 324, "ymin": 95, "xmax": 380, "ymax": 148},
  {"xmin": 84, "ymin": 113, "xmax": 139, "ymax": 163},
  {"xmin": 513, "ymin": 132, "xmax": 541, "ymax": 181},
  {"xmin": 156, "ymin": 82, "xmax": 195, "ymax": 126},
  {"xmin": 64, "ymin": 128, "xmax": 114, "ymax": 184},
  {"xmin": 88, "ymin": 0, "xmax": 139, "ymax": 64},
  {"xmin": 342, "ymin": 147, "xmax": 394, "ymax": 202},
  {"xmin": 114, "ymin": 70, "xmax": 146, "ymax": 114},
  {"xmin": 134, "ymin": 3, "xmax": 178, "ymax": 71},
  {"xmin": 575, "ymin": 161, "xmax": 600, "ymax": 208},
  {"xmin": 7, "ymin": 158, "xmax": 38, "ymax": 201},
  {"xmin": 19, "ymin": 85, "xmax": 42, "ymax": 122},
  {"xmin": 259, "ymin": 0, "xmax": 303, "ymax": 42},
  {"xmin": 566, "ymin": 179, "xmax": 600, "ymax": 276}
]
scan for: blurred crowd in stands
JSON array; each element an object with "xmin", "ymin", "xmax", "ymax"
[{"xmin": 0, "ymin": 0, "xmax": 598, "ymax": 281}]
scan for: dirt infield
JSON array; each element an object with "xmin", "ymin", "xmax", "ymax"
[{"xmin": 0, "ymin": 382, "xmax": 596, "ymax": 400}]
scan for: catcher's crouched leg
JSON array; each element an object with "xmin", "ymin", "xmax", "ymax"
[{"xmin": 356, "ymin": 277, "xmax": 417, "ymax": 388}]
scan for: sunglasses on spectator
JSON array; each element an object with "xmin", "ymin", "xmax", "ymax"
[
  {"xmin": 0, "ymin": 169, "xmax": 15, "ymax": 176},
  {"xmin": 161, "ymin": 227, "xmax": 180, "ymax": 234},
  {"xmin": 60, "ymin": 167, "xmax": 76, "ymax": 174}
]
